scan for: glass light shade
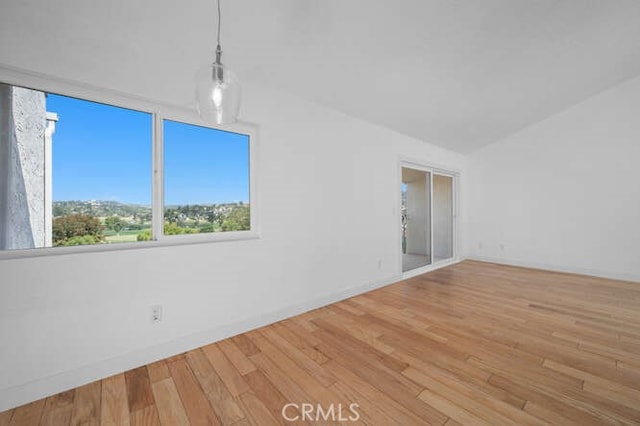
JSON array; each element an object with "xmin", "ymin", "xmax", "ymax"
[{"xmin": 196, "ymin": 62, "xmax": 241, "ymax": 124}]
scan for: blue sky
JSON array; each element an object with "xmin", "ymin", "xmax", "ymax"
[
  {"xmin": 164, "ymin": 120, "xmax": 249, "ymax": 206},
  {"xmin": 48, "ymin": 94, "xmax": 249, "ymax": 205}
]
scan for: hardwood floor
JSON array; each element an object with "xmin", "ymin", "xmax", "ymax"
[{"xmin": 3, "ymin": 260, "xmax": 640, "ymax": 425}]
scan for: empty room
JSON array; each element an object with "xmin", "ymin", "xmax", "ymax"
[{"xmin": 1, "ymin": 0, "xmax": 640, "ymax": 424}]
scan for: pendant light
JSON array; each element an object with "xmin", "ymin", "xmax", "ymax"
[{"xmin": 196, "ymin": 0, "xmax": 241, "ymax": 124}]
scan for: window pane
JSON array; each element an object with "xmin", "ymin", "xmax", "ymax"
[
  {"xmin": 0, "ymin": 83, "xmax": 152, "ymax": 250},
  {"xmin": 163, "ymin": 119, "xmax": 250, "ymax": 235},
  {"xmin": 433, "ymin": 174, "xmax": 454, "ymax": 261}
]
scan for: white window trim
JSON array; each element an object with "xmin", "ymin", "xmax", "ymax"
[
  {"xmin": 154, "ymin": 114, "xmax": 259, "ymax": 244},
  {"xmin": 0, "ymin": 63, "xmax": 260, "ymax": 260}
]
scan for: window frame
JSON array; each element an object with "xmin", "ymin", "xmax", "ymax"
[
  {"xmin": 0, "ymin": 64, "xmax": 259, "ymax": 260},
  {"xmin": 154, "ymin": 114, "xmax": 258, "ymax": 245}
]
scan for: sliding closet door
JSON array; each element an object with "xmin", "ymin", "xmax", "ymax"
[
  {"xmin": 401, "ymin": 167, "xmax": 431, "ymax": 272},
  {"xmin": 433, "ymin": 174, "xmax": 454, "ymax": 262}
]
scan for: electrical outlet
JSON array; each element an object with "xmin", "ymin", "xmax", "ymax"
[
  {"xmin": 500, "ymin": 244, "xmax": 505, "ymax": 251},
  {"xmin": 151, "ymin": 305, "xmax": 162, "ymax": 323},
  {"xmin": 377, "ymin": 259, "xmax": 383, "ymax": 269}
]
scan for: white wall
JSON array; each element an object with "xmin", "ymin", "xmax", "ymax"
[
  {"xmin": 0, "ymin": 75, "xmax": 466, "ymax": 410},
  {"xmin": 468, "ymin": 75, "xmax": 640, "ymax": 282}
]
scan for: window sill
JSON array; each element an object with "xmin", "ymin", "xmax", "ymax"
[{"xmin": 0, "ymin": 230, "xmax": 260, "ymax": 261}]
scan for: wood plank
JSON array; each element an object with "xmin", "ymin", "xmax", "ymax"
[
  {"xmin": 186, "ymin": 349, "xmax": 245, "ymax": 424},
  {"xmin": 242, "ymin": 369, "xmax": 292, "ymax": 424},
  {"xmin": 70, "ymin": 381, "xmax": 101, "ymax": 426},
  {"xmin": 560, "ymin": 387, "xmax": 640, "ymax": 424},
  {"xmin": 260, "ymin": 327, "xmax": 336, "ymax": 387},
  {"xmin": 0, "ymin": 410, "xmax": 13, "ymax": 426},
  {"xmin": 393, "ymin": 351, "xmax": 514, "ymax": 411},
  {"xmin": 42, "ymin": 390, "xmax": 75, "ymax": 412},
  {"xmin": 403, "ymin": 367, "xmax": 543, "ymax": 425},
  {"xmin": 334, "ymin": 300, "xmax": 366, "ymax": 316},
  {"xmin": 168, "ymin": 357, "xmax": 221, "ymax": 425},
  {"xmin": 280, "ymin": 320, "xmax": 322, "ymax": 347},
  {"xmin": 417, "ymin": 388, "xmax": 490, "ymax": 426},
  {"xmin": 315, "ymin": 310, "xmax": 397, "ymax": 355},
  {"xmin": 313, "ymin": 327, "xmax": 421, "ymax": 396},
  {"xmin": 124, "ymin": 367, "xmax": 154, "ymax": 413},
  {"xmin": 217, "ymin": 339, "xmax": 257, "ymax": 376},
  {"xmin": 387, "ymin": 337, "xmax": 493, "ymax": 385},
  {"xmin": 129, "ymin": 406, "xmax": 160, "ymax": 426},
  {"xmin": 150, "ymin": 378, "xmax": 190, "ymax": 426},
  {"xmin": 326, "ymin": 360, "xmax": 432, "ymax": 425},
  {"xmin": 523, "ymin": 401, "xmax": 583, "ymax": 426},
  {"xmin": 230, "ymin": 334, "xmax": 261, "ymax": 357},
  {"xmin": 247, "ymin": 333, "xmax": 339, "ymax": 409},
  {"xmin": 41, "ymin": 390, "xmax": 75, "ymax": 426},
  {"xmin": 543, "ymin": 358, "xmax": 640, "ymax": 410},
  {"xmin": 329, "ymin": 380, "xmax": 396, "ymax": 425},
  {"xmin": 100, "ymin": 374, "xmax": 129, "ymax": 426},
  {"xmin": 315, "ymin": 337, "xmax": 447, "ymax": 423},
  {"xmin": 236, "ymin": 392, "xmax": 280, "ymax": 426},
  {"xmin": 201, "ymin": 343, "xmax": 250, "ymax": 397},
  {"xmin": 273, "ymin": 322, "xmax": 329, "ymax": 364},
  {"xmin": 10, "ymin": 400, "xmax": 45, "ymax": 425},
  {"xmin": 467, "ymin": 355, "xmax": 583, "ymax": 394},
  {"xmin": 312, "ymin": 318, "xmax": 409, "ymax": 374},
  {"xmin": 489, "ymin": 374, "xmax": 604, "ymax": 425},
  {"xmin": 247, "ymin": 352, "xmax": 313, "ymax": 404},
  {"xmin": 39, "ymin": 409, "xmax": 72, "ymax": 426},
  {"xmin": 146, "ymin": 361, "xmax": 170, "ymax": 384},
  {"xmin": 186, "ymin": 349, "xmax": 229, "ymax": 398}
]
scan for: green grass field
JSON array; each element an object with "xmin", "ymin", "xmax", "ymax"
[{"xmin": 104, "ymin": 229, "xmax": 145, "ymax": 243}]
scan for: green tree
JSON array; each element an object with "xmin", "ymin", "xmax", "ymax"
[
  {"xmin": 104, "ymin": 216, "xmax": 124, "ymax": 234},
  {"xmin": 164, "ymin": 222, "xmax": 198, "ymax": 235},
  {"xmin": 137, "ymin": 229, "xmax": 151, "ymax": 241},
  {"xmin": 58, "ymin": 235, "xmax": 100, "ymax": 246},
  {"xmin": 207, "ymin": 211, "xmax": 224, "ymax": 227},
  {"xmin": 198, "ymin": 223, "xmax": 215, "ymax": 233},
  {"xmin": 221, "ymin": 206, "xmax": 250, "ymax": 231},
  {"xmin": 52, "ymin": 204, "xmax": 66, "ymax": 216},
  {"xmin": 52, "ymin": 214, "xmax": 104, "ymax": 246},
  {"xmin": 136, "ymin": 223, "xmax": 198, "ymax": 242}
]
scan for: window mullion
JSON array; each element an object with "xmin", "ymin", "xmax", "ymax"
[{"xmin": 152, "ymin": 112, "xmax": 164, "ymax": 241}]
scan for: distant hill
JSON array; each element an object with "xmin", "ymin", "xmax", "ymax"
[
  {"xmin": 53, "ymin": 200, "xmax": 152, "ymax": 219},
  {"xmin": 53, "ymin": 200, "xmax": 250, "ymax": 234},
  {"xmin": 52, "ymin": 200, "xmax": 248, "ymax": 220}
]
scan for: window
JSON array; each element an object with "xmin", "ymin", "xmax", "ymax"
[
  {"xmin": 0, "ymin": 80, "xmax": 256, "ymax": 255},
  {"xmin": 163, "ymin": 120, "xmax": 250, "ymax": 236},
  {"xmin": 49, "ymin": 93, "xmax": 152, "ymax": 247}
]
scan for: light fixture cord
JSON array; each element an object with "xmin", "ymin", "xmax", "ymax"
[
  {"xmin": 217, "ymin": 0, "xmax": 221, "ymax": 48},
  {"xmin": 214, "ymin": 0, "xmax": 223, "ymax": 79}
]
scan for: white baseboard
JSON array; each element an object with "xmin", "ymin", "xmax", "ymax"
[
  {"xmin": 466, "ymin": 255, "xmax": 640, "ymax": 283},
  {"xmin": 0, "ymin": 273, "xmax": 403, "ymax": 412}
]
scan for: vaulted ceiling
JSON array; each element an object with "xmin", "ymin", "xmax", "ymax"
[{"xmin": 3, "ymin": 0, "xmax": 640, "ymax": 152}]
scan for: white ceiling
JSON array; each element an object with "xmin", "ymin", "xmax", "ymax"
[
  {"xmin": 3, "ymin": 0, "xmax": 640, "ymax": 153},
  {"xmin": 226, "ymin": 0, "xmax": 640, "ymax": 152}
]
